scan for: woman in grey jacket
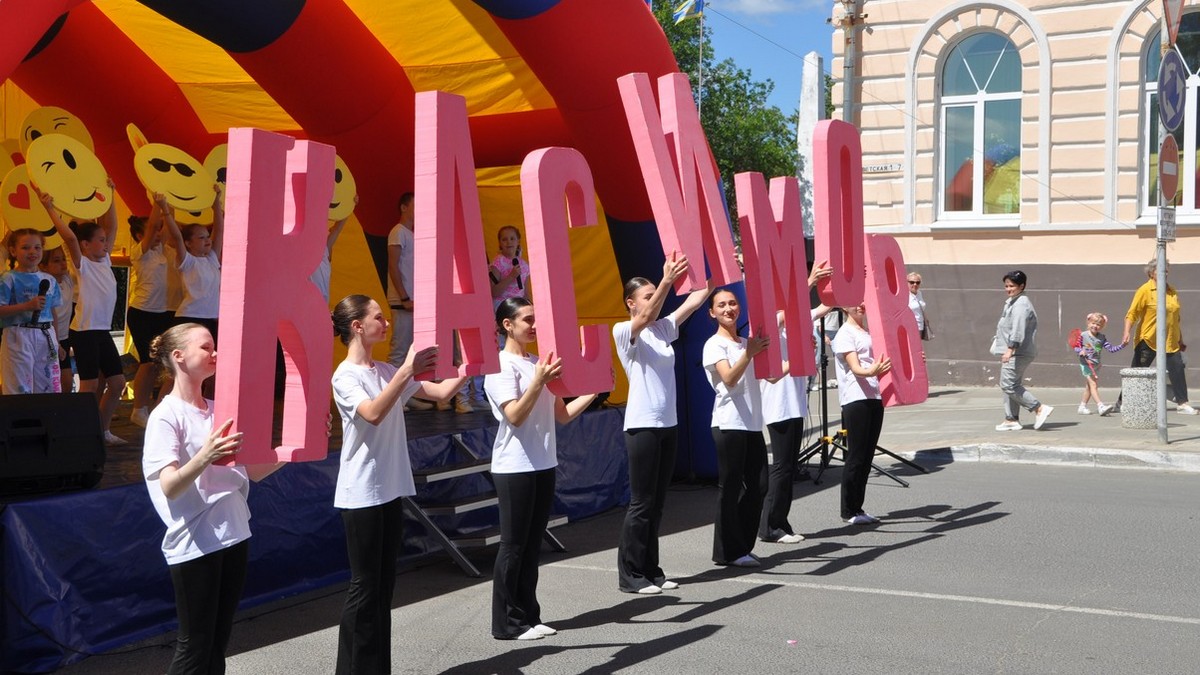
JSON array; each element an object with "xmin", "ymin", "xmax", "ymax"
[{"xmin": 993, "ymin": 270, "xmax": 1053, "ymax": 431}]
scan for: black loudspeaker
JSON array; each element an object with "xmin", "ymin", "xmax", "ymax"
[{"xmin": 0, "ymin": 393, "xmax": 106, "ymax": 496}]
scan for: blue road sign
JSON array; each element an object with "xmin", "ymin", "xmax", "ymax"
[{"xmin": 1159, "ymin": 49, "xmax": 1187, "ymax": 132}]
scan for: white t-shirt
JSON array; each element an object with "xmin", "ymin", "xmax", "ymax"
[
  {"xmin": 613, "ymin": 315, "xmax": 678, "ymax": 430},
  {"xmin": 331, "ymin": 360, "xmax": 421, "ymax": 508},
  {"xmin": 908, "ymin": 291, "xmax": 926, "ymax": 331},
  {"xmin": 166, "ymin": 252, "xmax": 183, "ymax": 312},
  {"xmin": 129, "ymin": 240, "xmax": 169, "ymax": 312},
  {"xmin": 310, "ymin": 250, "xmax": 332, "ymax": 304},
  {"xmin": 485, "ymin": 350, "xmax": 558, "ymax": 473},
  {"xmin": 702, "ymin": 334, "xmax": 763, "ymax": 431},
  {"xmin": 760, "ymin": 328, "xmax": 808, "ymax": 425},
  {"xmin": 70, "ymin": 255, "xmax": 116, "ymax": 331},
  {"xmin": 142, "ymin": 394, "xmax": 252, "ymax": 565},
  {"xmin": 385, "ymin": 224, "xmax": 414, "ymax": 306},
  {"xmin": 177, "ymin": 250, "xmax": 221, "ymax": 319},
  {"xmin": 831, "ymin": 324, "xmax": 881, "ymax": 405}
]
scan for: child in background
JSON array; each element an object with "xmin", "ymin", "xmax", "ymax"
[
  {"xmin": 127, "ymin": 195, "xmax": 174, "ymax": 426},
  {"xmin": 39, "ymin": 246, "xmax": 74, "ymax": 393},
  {"xmin": 1074, "ymin": 312, "xmax": 1124, "ymax": 416},
  {"xmin": 164, "ymin": 184, "xmax": 224, "ymax": 341},
  {"xmin": 489, "ymin": 226, "xmax": 530, "ymax": 309},
  {"xmin": 0, "ymin": 228, "xmax": 62, "ymax": 394}
]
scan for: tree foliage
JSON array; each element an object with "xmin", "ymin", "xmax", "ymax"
[{"xmin": 653, "ymin": 6, "xmax": 799, "ymax": 223}]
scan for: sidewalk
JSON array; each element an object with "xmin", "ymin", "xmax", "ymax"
[{"xmin": 861, "ymin": 386, "xmax": 1200, "ymax": 472}]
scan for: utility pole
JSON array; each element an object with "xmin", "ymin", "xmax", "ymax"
[{"xmin": 831, "ymin": 0, "xmax": 866, "ymax": 124}]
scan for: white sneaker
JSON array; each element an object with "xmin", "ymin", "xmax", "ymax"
[
  {"xmin": 1177, "ymin": 404, "xmax": 1199, "ymax": 415},
  {"xmin": 532, "ymin": 624, "xmax": 557, "ymax": 636},
  {"xmin": 103, "ymin": 431, "xmax": 128, "ymax": 446},
  {"xmin": 1034, "ymin": 405, "xmax": 1054, "ymax": 430},
  {"xmin": 516, "ymin": 627, "xmax": 543, "ymax": 640},
  {"xmin": 1098, "ymin": 404, "xmax": 1114, "ymax": 417},
  {"xmin": 994, "ymin": 420, "xmax": 1022, "ymax": 431},
  {"xmin": 846, "ymin": 514, "xmax": 875, "ymax": 525},
  {"xmin": 1077, "ymin": 405, "xmax": 1092, "ymax": 415},
  {"xmin": 130, "ymin": 407, "xmax": 150, "ymax": 427},
  {"xmin": 637, "ymin": 584, "xmax": 662, "ymax": 595},
  {"xmin": 657, "ymin": 580, "xmax": 680, "ymax": 590},
  {"xmin": 861, "ymin": 512, "xmax": 881, "ymax": 524},
  {"xmin": 730, "ymin": 554, "xmax": 760, "ymax": 567}
]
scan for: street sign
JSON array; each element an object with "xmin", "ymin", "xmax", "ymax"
[
  {"xmin": 1164, "ymin": 0, "xmax": 1185, "ymax": 47},
  {"xmin": 1159, "ymin": 133, "xmax": 1180, "ymax": 202},
  {"xmin": 1159, "ymin": 206, "xmax": 1177, "ymax": 242},
  {"xmin": 1158, "ymin": 49, "xmax": 1187, "ymax": 132}
]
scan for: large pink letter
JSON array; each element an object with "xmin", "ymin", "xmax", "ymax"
[
  {"xmin": 618, "ymin": 72, "xmax": 740, "ymax": 292},
  {"xmin": 215, "ymin": 128, "xmax": 334, "ymax": 464},
  {"xmin": 736, "ymin": 172, "xmax": 817, "ymax": 380},
  {"xmin": 813, "ymin": 120, "xmax": 866, "ymax": 307},
  {"xmin": 521, "ymin": 147, "xmax": 613, "ymax": 398},
  {"xmin": 410, "ymin": 91, "xmax": 500, "ymax": 380},
  {"xmin": 863, "ymin": 234, "xmax": 928, "ymax": 406}
]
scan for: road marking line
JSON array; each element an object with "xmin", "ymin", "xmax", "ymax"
[{"xmin": 548, "ymin": 562, "xmax": 1200, "ymax": 626}]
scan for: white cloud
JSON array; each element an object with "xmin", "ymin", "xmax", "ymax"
[{"xmin": 717, "ymin": 0, "xmax": 826, "ymax": 16}]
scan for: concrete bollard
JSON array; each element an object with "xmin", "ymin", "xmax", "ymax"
[{"xmin": 1120, "ymin": 367, "xmax": 1157, "ymax": 429}]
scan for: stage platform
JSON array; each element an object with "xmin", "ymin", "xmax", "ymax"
[{"xmin": 1, "ymin": 402, "xmax": 629, "ymax": 673}]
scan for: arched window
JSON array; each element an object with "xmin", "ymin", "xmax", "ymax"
[
  {"xmin": 939, "ymin": 32, "xmax": 1022, "ymax": 217},
  {"xmin": 1144, "ymin": 12, "xmax": 1200, "ymax": 211}
]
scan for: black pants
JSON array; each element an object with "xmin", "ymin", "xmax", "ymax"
[
  {"xmin": 1131, "ymin": 340, "xmax": 1190, "ymax": 404},
  {"xmin": 759, "ymin": 417, "xmax": 804, "ymax": 539},
  {"xmin": 337, "ymin": 498, "xmax": 403, "ymax": 675},
  {"xmin": 167, "ymin": 540, "xmax": 250, "ymax": 675},
  {"xmin": 618, "ymin": 427, "xmax": 677, "ymax": 591},
  {"xmin": 841, "ymin": 399, "xmax": 884, "ymax": 519},
  {"xmin": 711, "ymin": 429, "xmax": 767, "ymax": 564},
  {"xmin": 492, "ymin": 469, "xmax": 554, "ymax": 639}
]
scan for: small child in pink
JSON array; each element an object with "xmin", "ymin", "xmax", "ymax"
[{"xmin": 488, "ymin": 225, "xmax": 530, "ymax": 310}]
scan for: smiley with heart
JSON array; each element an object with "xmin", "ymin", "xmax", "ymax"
[
  {"xmin": 25, "ymin": 134, "xmax": 112, "ymax": 221},
  {"xmin": 1, "ymin": 165, "xmax": 62, "ymax": 249},
  {"xmin": 134, "ymin": 143, "xmax": 214, "ymax": 212}
]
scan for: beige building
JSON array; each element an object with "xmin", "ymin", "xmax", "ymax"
[{"xmin": 832, "ymin": 0, "xmax": 1200, "ymax": 387}]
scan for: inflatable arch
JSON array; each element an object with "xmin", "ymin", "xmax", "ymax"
[{"xmin": 0, "ymin": 0, "xmax": 731, "ymax": 476}]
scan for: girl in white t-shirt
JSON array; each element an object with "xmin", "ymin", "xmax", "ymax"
[
  {"xmin": 830, "ymin": 303, "xmax": 892, "ymax": 525},
  {"xmin": 612, "ymin": 252, "xmax": 711, "ymax": 594},
  {"xmin": 165, "ymin": 184, "xmax": 224, "ymax": 342},
  {"xmin": 39, "ymin": 246, "xmax": 75, "ymax": 393},
  {"xmin": 758, "ymin": 263, "xmax": 833, "ymax": 545},
  {"xmin": 127, "ymin": 195, "xmax": 174, "ymax": 427},
  {"xmin": 311, "ymin": 196, "xmax": 357, "ymax": 304},
  {"xmin": 485, "ymin": 297, "xmax": 598, "ymax": 641},
  {"xmin": 42, "ymin": 184, "xmax": 128, "ymax": 445},
  {"xmin": 702, "ymin": 288, "xmax": 770, "ymax": 568},
  {"xmin": 329, "ymin": 294, "xmax": 464, "ymax": 673},
  {"xmin": 142, "ymin": 322, "xmax": 283, "ymax": 674}
]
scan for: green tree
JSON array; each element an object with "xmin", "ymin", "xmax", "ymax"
[{"xmin": 653, "ymin": 6, "xmax": 798, "ymax": 225}]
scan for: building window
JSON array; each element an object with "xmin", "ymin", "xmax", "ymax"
[
  {"xmin": 939, "ymin": 32, "xmax": 1022, "ymax": 218},
  {"xmin": 1144, "ymin": 13, "xmax": 1200, "ymax": 212}
]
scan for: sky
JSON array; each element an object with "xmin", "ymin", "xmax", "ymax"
[{"xmin": 681, "ymin": 0, "xmax": 838, "ymax": 114}]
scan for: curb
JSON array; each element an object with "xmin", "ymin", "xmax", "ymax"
[{"xmin": 902, "ymin": 444, "xmax": 1200, "ymax": 473}]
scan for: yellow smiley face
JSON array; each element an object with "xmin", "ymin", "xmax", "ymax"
[
  {"xmin": 1, "ymin": 165, "xmax": 62, "ymax": 249},
  {"xmin": 127, "ymin": 123, "xmax": 149, "ymax": 152},
  {"xmin": 204, "ymin": 143, "xmax": 227, "ymax": 209},
  {"xmin": 26, "ymin": 134, "xmax": 112, "ymax": 221},
  {"xmin": 328, "ymin": 154, "xmax": 357, "ymax": 221},
  {"xmin": 20, "ymin": 106, "xmax": 94, "ymax": 155},
  {"xmin": 134, "ymin": 143, "xmax": 214, "ymax": 211}
]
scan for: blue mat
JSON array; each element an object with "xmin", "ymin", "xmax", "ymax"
[{"xmin": 1, "ymin": 408, "xmax": 628, "ymax": 673}]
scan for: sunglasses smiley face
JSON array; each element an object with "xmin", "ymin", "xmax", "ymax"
[
  {"xmin": 25, "ymin": 134, "xmax": 112, "ymax": 221},
  {"xmin": 134, "ymin": 143, "xmax": 214, "ymax": 211},
  {"xmin": 20, "ymin": 106, "xmax": 95, "ymax": 155},
  {"xmin": 328, "ymin": 154, "xmax": 357, "ymax": 221}
]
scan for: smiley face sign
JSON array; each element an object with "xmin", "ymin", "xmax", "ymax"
[
  {"xmin": 26, "ymin": 134, "xmax": 112, "ymax": 221},
  {"xmin": 127, "ymin": 122, "xmax": 149, "ymax": 152},
  {"xmin": 204, "ymin": 143, "xmax": 227, "ymax": 210},
  {"xmin": 329, "ymin": 154, "xmax": 357, "ymax": 221},
  {"xmin": 2, "ymin": 165, "xmax": 62, "ymax": 249},
  {"xmin": 134, "ymin": 143, "xmax": 215, "ymax": 211},
  {"xmin": 20, "ymin": 106, "xmax": 94, "ymax": 155}
]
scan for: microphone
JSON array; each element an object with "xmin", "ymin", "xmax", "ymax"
[
  {"xmin": 512, "ymin": 258, "xmax": 522, "ymax": 290},
  {"xmin": 33, "ymin": 278, "xmax": 50, "ymax": 323}
]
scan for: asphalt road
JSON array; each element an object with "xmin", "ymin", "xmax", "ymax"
[{"xmin": 65, "ymin": 460, "xmax": 1200, "ymax": 674}]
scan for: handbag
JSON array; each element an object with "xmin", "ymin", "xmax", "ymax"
[{"xmin": 920, "ymin": 320, "xmax": 933, "ymax": 341}]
